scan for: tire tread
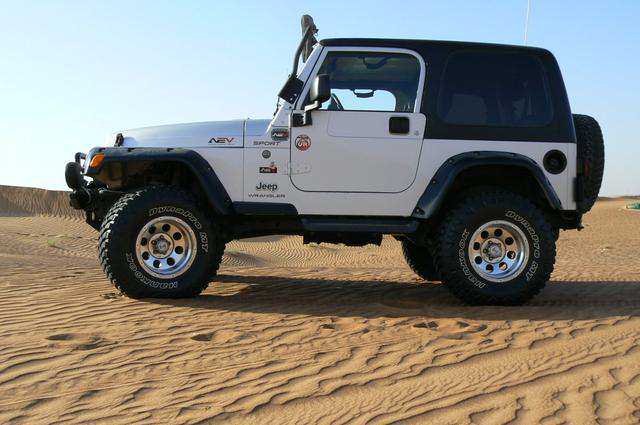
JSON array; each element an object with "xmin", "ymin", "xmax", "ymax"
[
  {"xmin": 98, "ymin": 186, "xmax": 225, "ymax": 298},
  {"xmin": 573, "ymin": 114, "xmax": 605, "ymax": 213},
  {"xmin": 433, "ymin": 188, "xmax": 556, "ymax": 305},
  {"xmin": 401, "ymin": 240, "xmax": 439, "ymax": 281}
]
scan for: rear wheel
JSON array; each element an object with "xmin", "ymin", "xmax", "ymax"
[
  {"xmin": 99, "ymin": 186, "xmax": 225, "ymax": 298},
  {"xmin": 401, "ymin": 240, "xmax": 439, "ymax": 281},
  {"xmin": 434, "ymin": 189, "xmax": 556, "ymax": 305}
]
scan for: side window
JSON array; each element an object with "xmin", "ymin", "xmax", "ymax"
[
  {"xmin": 437, "ymin": 51, "xmax": 554, "ymax": 127},
  {"xmin": 316, "ymin": 51, "xmax": 420, "ymax": 112}
]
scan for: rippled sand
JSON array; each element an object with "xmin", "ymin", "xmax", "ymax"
[{"xmin": 1, "ymin": 187, "xmax": 639, "ymax": 424}]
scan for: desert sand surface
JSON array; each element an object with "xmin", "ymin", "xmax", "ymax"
[{"xmin": 1, "ymin": 186, "xmax": 640, "ymax": 424}]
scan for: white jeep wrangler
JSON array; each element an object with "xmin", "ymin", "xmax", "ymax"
[{"xmin": 66, "ymin": 16, "xmax": 604, "ymax": 305}]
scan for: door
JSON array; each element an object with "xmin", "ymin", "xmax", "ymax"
[{"xmin": 290, "ymin": 49, "xmax": 426, "ymax": 193}]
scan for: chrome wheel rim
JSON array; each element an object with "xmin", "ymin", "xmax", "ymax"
[
  {"xmin": 467, "ymin": 220, "xmax": 529, "ymax": 283},
  {"xmin": 135, "ymin": 216, "xmax": 197, "ymax": 279}
]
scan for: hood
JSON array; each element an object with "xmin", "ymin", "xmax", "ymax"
[{"xmin": 115, "ymin": 119, "xmax": 271, "ymax": 148}]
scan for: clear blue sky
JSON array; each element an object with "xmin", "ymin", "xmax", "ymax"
[{"xmin": 1, "ymin": 1, "xmax": 638, "ymax": 195}]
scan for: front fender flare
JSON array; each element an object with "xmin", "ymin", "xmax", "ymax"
[
  {"xmin": 85, "ymin": 147, "xmax": 233, "ymax": 215},
  {"xmin": 412, "ymin": 151, "xmax": 562, "ymax": 219}
]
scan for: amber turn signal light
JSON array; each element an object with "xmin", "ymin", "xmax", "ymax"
[{"xmin": 89, "ymin": 153, "xmax": 105, "ymax": 168}]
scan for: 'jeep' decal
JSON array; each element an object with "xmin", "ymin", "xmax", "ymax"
[{"xmin": 255, "ymin": 182, "xmax": 278, "ymax": 192}]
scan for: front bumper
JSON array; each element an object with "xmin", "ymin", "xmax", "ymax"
[
  {"xmin": 65, "ymin": 151, "xmax": 120, "ymax": 230},
  {"xmin": 65, "ymin": 152, "xmax": 92, "ymax": 210}
]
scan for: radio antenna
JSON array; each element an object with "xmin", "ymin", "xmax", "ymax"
[{"xmin": 524, "ymin": 0, "xmax": 531, "ymax": 45}]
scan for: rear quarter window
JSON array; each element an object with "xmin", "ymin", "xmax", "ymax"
[{"xmin": 437, "ymin": 51, "xmax": 554, "ymax": 127}]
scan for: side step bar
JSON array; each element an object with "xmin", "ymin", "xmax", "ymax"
[{"xmin": 301, "ymin": 217, "xmax": 419, "ymax": 234}]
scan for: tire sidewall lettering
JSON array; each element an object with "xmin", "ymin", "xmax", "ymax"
[
  {"xmin": 125, "ymin": 253, "xmax": 178, "ymax": 289},
  {"xmin": 199, "ymin": 231, "xmax": 209, "ymax": 254},
  {"xmin": 526, "ymin": 260, "xmax": 538, "ymax": 282},
  {"xmin": 147, "ymin": 205, "xmax": 208, "ymax": 254},
  {"xmin": 148, "ymin": 206, "xmax": 202, "ymax": 230},
  {"xmin": 458, "ymin": 229, "xmax": 486, "ymax": 289},
  {"xmin": 504, "ymin": 210, "xmax": 541, "ymax": 282},
  {"xmin": 505, "ymin": 210, "xmax": 540, "ymax": 259},
  {"xmin": 125, "ymin": 205, "xmax": 211, "ymax": 289}
]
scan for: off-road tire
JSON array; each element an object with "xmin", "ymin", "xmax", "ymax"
[
  {"xmin": 401, "ymin": 240, "xmax": 439, "ymax": 281},
  {"xmin": 573, "ymin": 114, "xmax": 604, "ymax": 213},
  {"xmin": 434, "ymin": 188, "xmax": 556, "ymax": 305},
  {"xmin": 98, "ymin": 186, "xmax": 225, "ymax": 298}
]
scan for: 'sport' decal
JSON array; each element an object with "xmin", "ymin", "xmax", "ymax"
[{"xmin": 253, "ymin": 140, "xmax": 283, "ymax": 147}]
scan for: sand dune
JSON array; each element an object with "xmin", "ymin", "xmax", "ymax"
[
  {"xmin": 1, "ymin": 187, "xmax": 640, "ymax": 424},
  {"xmin": 0, "ymin": 185, "xmax": 82, "ymax": 218}
]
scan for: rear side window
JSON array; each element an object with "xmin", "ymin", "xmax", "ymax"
[{"xmin": 437, "ymin": 51, "xmax": 553, "ymax": 127}]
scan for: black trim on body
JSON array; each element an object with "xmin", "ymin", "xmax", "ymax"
[
  {"xmin": 301, "ymin": 217, "xmax": 418, "ymax": 233},
  {"xmin": 233, "ymin": 202, "xmax": 298, "ymax": 215},
  {"xmin": 85, "ymin": 147, "xmax": 233, "ymax": 215},
  {"xmin": 412, "ymin": 151, "xmax": 562, "ymax": 219}
]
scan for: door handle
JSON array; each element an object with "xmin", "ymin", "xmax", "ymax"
[{"xmin": 389, "ymin": 116, "xmax": 410, "ymax": 135}]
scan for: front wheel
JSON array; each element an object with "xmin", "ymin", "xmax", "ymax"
[
  {"xmin": 98, "ymin": 186, "xmax": 225, "ymax": 298},
  {"xmin": 433, "ymin": 189, "xmax": 556, "ymax": 305}
]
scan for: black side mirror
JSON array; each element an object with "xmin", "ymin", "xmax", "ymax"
[
  {"xmin": 310, "ymin": 74, "xmax": 330, "ymax": 104},
  {"xmin": 294, "ymin": 74, "xmax": 331, "ymax": 127}
]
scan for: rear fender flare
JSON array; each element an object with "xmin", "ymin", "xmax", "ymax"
[{"xmin": 412, "ymin": 151, "xmax": 562, "ymax": 219}]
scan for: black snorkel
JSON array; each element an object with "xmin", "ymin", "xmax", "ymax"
[{"xmin": 278, "ymin": 15, "xmax": 318, "ymax": 104}]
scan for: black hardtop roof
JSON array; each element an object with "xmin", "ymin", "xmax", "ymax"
[
  {"xmin": 320, "ymin": 38, "xmax": 550, "ymax": 55},
  {"xmin": 317, "ymin": 37, "xmax": 572, "ymax": 144}
]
